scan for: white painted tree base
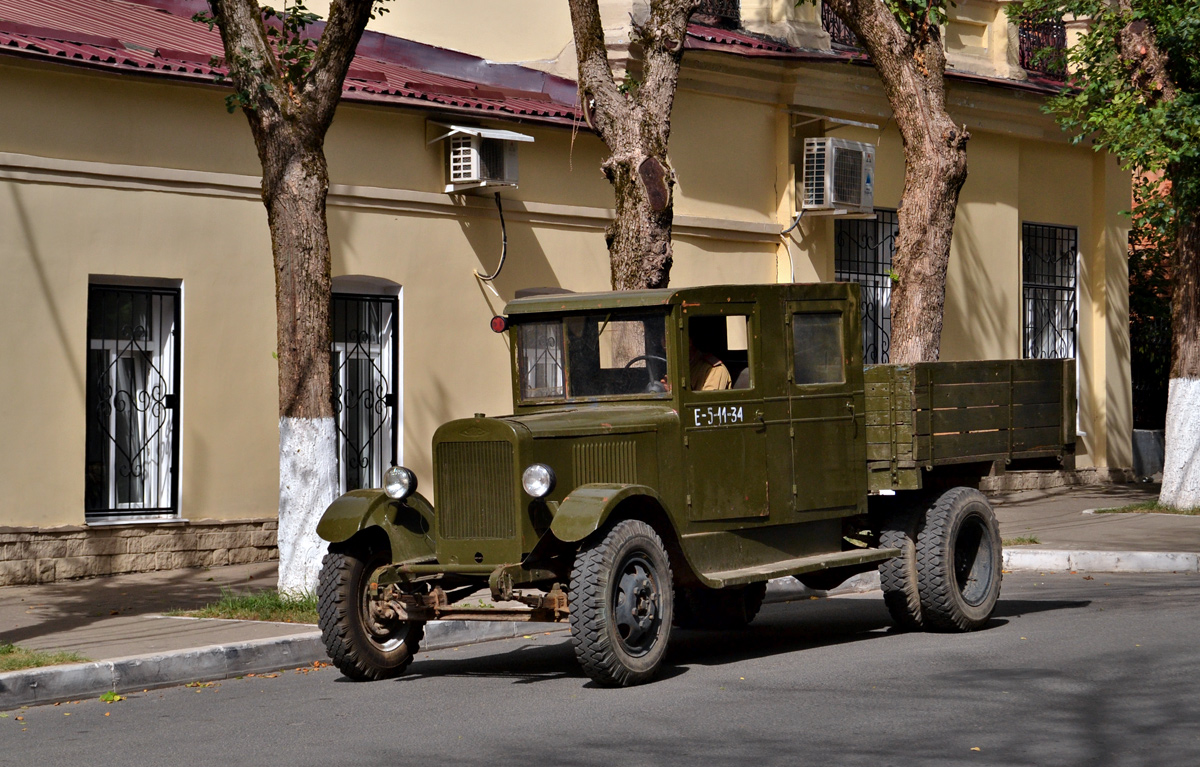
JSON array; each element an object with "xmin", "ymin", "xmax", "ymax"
[
  {"xmin": 277, "ymin": 417, "xmax": 338, "ymax": 595},
  {"xmin": 1161, "ymin": 377, "xmax": 1200, "ymax": 509}
]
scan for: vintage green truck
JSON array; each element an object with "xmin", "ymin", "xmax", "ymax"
[{"xmin": 315, "ymin": 283, "xmax": 1076, "ymax": 686}]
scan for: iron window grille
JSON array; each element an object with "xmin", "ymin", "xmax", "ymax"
[
  {"xmin": 821, "ymin": 3, "xmax": 860, "ymax": 49},
  {"xmin": 1018, "ymin": 17, "xmax": 1067, "ymax": 81},
  {"xmin": 331, "ymin": 294, "xmax": 399, "ymax": 493},
  {"xmin": 835, "ymin": 209, "xmax": 897, "ymax": 364},
  {"xmin": 1023, "ymin": 223, "xmax": 1078, "ymax": 360},
  {"xmin": 85, "ymin": 285, "xmax": 180, "ymax": 522},
  {"xmin": 695, "ymin": 0, "xmax": 739, "ymax": 28}
]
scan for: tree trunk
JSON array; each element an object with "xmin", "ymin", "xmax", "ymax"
[
  {"xmin": 1160, "ymin": 210, "xmax": 1200, "ymax": 508},
  {"xmin": 264, "ymin": 141, "xmax": 339, "ymax": 593},
  {"xmin": 824, "ymin": 0, "xmax": 970, "ymax": 363},
  {"xmin": 607, "ymin": 156, "xmax": 674, "ymax": 290},
  {"xmin": 567, "ymin": 0, "xmax": 697, "ymax": 291},
  {"xmin": 204, "ymin": 0, "xmax": 377, "ymax": 593}
]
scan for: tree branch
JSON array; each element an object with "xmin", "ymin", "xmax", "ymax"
[
  {"xmin": 567, "ymin": 0, "xmax": 633, "ymax": 144},
  {"xmin": 305, "ymin": 0, "xmax": 378, "ymax": 129},
  {"xmin": 1115, "ymin": 0, "xmax": 1178, "ymax": 106},
  {"xmin": 637, "ymin": 0, "xmax": 699, "ymax": 152},
  {"xmin": 206, "ymin": 0, "xmax": 282, "ymax": 120}
]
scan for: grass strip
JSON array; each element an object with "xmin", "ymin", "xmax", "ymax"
[
  {"xmin": 169, "ymin": 588, "xmax": 319, "ymax": 624},
  {"xmin": 1094, "ymin": 500, "xmax": 1200, "ymax": 516},
  {"xmin": 0, "ymin": 642, "xmax": 88, "ymax": 672},
  {"xmin": 1002, "ymin": 536, "xmax": 1041, "ymax": 546}
]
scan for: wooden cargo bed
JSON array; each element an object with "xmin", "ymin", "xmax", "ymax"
[{"xmin": 864, "ymin": 359, "xmax": 1076, "ymax": 491}]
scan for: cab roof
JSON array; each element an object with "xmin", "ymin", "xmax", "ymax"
[{"xmin": 502, "ymin": 283, "xmax": 856, "ymax": 317}]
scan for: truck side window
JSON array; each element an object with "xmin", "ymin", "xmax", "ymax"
[
  {"xmin": 792, "ymin": 312, "xmax": 844, "ymax": 385},
  {"xmin": 687, "ymin": 314, "xmax": 752, "ymax": 391}
]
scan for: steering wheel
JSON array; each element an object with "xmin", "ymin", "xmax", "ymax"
[{"xmin": 623, "ymin": 355, "xmax": 669, "ymax": 392}]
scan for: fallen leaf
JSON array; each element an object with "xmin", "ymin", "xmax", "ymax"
[
  {"xmin": 1020, "ymin": 637, "xmax": 1027, "ymax": 640},
  {"xmin": 0, "ymin": 713, "xmax": 7, "ymax": 718},
  {"xmin": 523, "ymin": 635, "xmax": 532, "ymax": 639},
  {"xmin": 1083, "ymin": 575, "xmax": 1094, "ymax": 580},
  {"xmin": 15, "ymin": 716, "xmax": 23, "ymax": 721},
  {"xmin": 104, "ymin": 712, "xmax": 111, "ymax": 717},
  {"xmin": 971, "ymin": 747, "xmax": 981, "ymax": 752},
  {"xmin": 109, "ymin": 610, "xmax": 120, "ymax": 616}
]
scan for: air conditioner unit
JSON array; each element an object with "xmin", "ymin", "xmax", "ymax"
[
  {"xmin": 800, "ymin": 137, "xmax": 875, "ymax": 214},
  {"xmin": 430, "ymin": 122, "xmax": 534, "ymax": 193}
]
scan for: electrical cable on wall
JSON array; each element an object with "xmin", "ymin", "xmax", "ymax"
[
  {"xmin": 780, "ymin": 209, "xmax": 804, "ymax": 283},
  {"xmin": 474, "ymin": 192, "xmax": 508, "ymax": 282}
]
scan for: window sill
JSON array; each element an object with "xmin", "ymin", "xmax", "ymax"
[{"xmin": 85, "ymin": 516, "xmax": 186, "ymax": 528}]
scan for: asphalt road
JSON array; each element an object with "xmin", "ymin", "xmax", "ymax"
[{"xmin": 4, "ymin": 572, "xmax": 1198, "ymax": 767}]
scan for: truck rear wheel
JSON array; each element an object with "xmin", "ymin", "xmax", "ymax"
[
  {"xmin": 674, "ymin": 583, "xmax": 766, "ymax": 630},
  {"xmin": 569, "ymin": 520, "xmax": 674, "ymax": 687},
  {"xmin": 915, "ymin": 488, "xmax": 1002, "ymax": 632},
  {"xmin": 879, "ymin": 509, "xmax": 925, "ymax": 631},
  {"xmin": 318, "ymin": 542, "xmax": 424, "ymax": 681}
]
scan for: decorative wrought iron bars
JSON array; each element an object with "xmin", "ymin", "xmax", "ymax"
[
  {"xmin": 1023, "ymin": 223, "xmax": 1078, "ymax": 359},
  {"xmin": 821, "ymin": 3, "xmax": 859, "ymax": 49},
  {"xmin": 85, "ymin": 285, "xmax": 180, "ymax": 521},
  {"xmin": 330, "ymin": 294, "xmax": 399, "ymax": 493},
  {"xmin": 1018, "ymin": 17, "xmax": 1067, "ymax": 81},
  {"xmin": 695, "ymin": 0, "xmax": 739, "ymax": 28},
  {"xmin": 835, "ymin": 209, "xmax": 897, "ymax": 364}
]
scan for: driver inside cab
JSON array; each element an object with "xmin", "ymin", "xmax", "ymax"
[{"xmin": 689, "ymin": 337, "xmax": 731, "ymax": 391}]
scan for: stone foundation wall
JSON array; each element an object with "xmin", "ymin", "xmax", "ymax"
[{"xmin": 0, "ymin": 519, "xmax": 278, "ymax": 587}]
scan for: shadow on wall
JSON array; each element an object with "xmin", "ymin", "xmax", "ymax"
[
  {"xmin": 941, "ymin": 203, "xmax": 1013, "ymax": 361},
  {"xmin": 8, "ymin": 184, "xmax": 86, "ymax": 402},
  {"xmin": 452, "ymin": 194, "xmax": 562, "ymax": 303}
]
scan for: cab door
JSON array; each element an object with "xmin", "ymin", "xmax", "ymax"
[
  {"xmin": 786, "ymin": 298, "xmax": 866, "ymax": 515},
  {"xmin": 681, "ymin": 305, "xmax": 770, "ymax": 522}
]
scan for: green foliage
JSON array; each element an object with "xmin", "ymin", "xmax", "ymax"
[
  {"xmin": 194, "ymin": 1, "xmax": 390, "ymax": 113},
  {"xmin": 1013, "ymin": 1, "xmax": 1200, "ymax": 216},
  {"xmin": 1015, "ymin": 1, "xmax": 1199, "ymax": 425}
]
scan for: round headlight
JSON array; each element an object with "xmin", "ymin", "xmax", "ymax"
[
  {"xmin": 383, "ymin": 466, "xmax": 417, "ymax": 500},
  {"xmin": 521, "ymin": 463, "xmax": 556, "ymax": 498}
]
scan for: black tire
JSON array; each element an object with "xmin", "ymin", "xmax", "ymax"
[
  {"xmin": 674, "ymin": 582, "xmax": 766, "ymax": 630},
  {"xmin": 879, "ymin": 509, "xmax": 925, "ymax": 631},
  {"xmin": 915, "ymin": 487, "xmax": 1002, "ymax": 632},
  {"xmin": 569, "ymin": 520, "xmax": 674, "ymax": 687},
  {"xmin": 317, "ymin": 542, "xmax": 424, "ymax": 681}
]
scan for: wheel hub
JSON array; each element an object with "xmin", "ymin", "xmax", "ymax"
[{"xmin": 613, "ymin": 557, "xmax": 661, "ymax": 655}]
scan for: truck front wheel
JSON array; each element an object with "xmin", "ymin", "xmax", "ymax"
[
  {"xmin": 915, "ymin": 487, "xmax": 1003, "ymax": 631},
  {"xmin": 318, "ymin": 542, "xmax": 424, "ymax": 680},
  {"xmin": 569, "ymin": 520, "xmax": 674, "ymax": 687}
]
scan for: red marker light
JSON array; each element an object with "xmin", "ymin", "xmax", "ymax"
[{"xmin": 490, "ymin": 315, "xmax": 509, "ymax": 333}]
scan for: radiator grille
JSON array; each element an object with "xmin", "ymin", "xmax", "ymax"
[
  {"xmin": 435, "ymin": 441, "xmax": 516, "ymax": 539},
  {"xmin": 572, "ymin": 441, "xmax": 637, "ymax": 485}
]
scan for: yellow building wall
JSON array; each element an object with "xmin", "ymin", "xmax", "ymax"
[{"xmin": 0, "ymin": 59, "xmax": 777, "ymax": 529}]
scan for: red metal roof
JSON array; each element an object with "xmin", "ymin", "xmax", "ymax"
[
  {"xmin": 0, "ymin": 0, "xmax": 584, "ymax": 126},
  {"xmin": 684, "ymin": 22, "xmax": 1061, "ymax": 96}
]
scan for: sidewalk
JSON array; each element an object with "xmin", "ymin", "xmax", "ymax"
[{"xmin": 3, "ymin": 483, "xmax": 1198, "ymax": 709}]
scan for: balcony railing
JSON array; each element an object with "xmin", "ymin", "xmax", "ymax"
[
  {"xmin": 695, "ymin": 0, "xmax": 740, "ymax": 29},
  {"xmin": 821, "ymin": 2, "xmax": 860, "ymax": 49},
  {"xmin": 1018, "ymin": 18, "xmax": 1067, "ymax": 80}
]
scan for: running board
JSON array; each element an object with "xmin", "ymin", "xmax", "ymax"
[{"xmin": 702, "ymin": 547, "xmax": 900, "ymax": 589}]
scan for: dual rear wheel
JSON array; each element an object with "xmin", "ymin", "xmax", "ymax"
[{"xmin": 879, "ymin": 487, "xmax": 1003, "ymax": 632}]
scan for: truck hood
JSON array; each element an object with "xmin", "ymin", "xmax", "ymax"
[{"xmin": 501, "ymin": 404, "xmax": 678, "ymax": 439}]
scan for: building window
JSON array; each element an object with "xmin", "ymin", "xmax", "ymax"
[
  {"xmin": 85, "ymin": 285, "xmax": 180, "ymax": 521},
  {"xmin": 1023, "ymin": 223, "xmax": 1078, "ymax": 359},
  {"xmin": 835, "ymin": 209, "xmax": 898, "ymax": 364},
  {"xmin": 331, "ymin": 293, "xmax": 399, "ymax": 492}
]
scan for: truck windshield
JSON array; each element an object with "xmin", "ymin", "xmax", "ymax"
[{"xmin": 517, "ymin": 312, "xmax": 670, "ymax": 402}]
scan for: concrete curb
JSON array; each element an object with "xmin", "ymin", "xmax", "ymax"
[
  {"xmin": 0, "ymin": 618, "xmax": 556, "ymax": 711},
  {"xmin": 1003, "ymin": 548, "xmax": 1200, "ymax": 573}
]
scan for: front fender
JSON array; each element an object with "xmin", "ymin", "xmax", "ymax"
[
  {"xmin": 316, "ymin": 489, "xmax": 436, "ymax": 564},
  {"xmin": 549, "ymin": 483, "xmax": 666, "ymax": 543}
]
